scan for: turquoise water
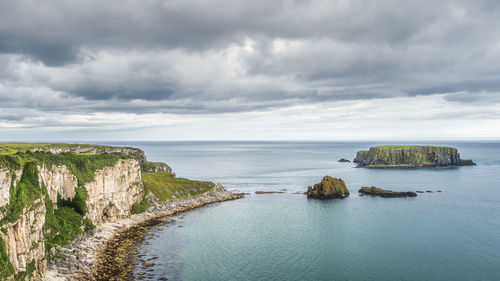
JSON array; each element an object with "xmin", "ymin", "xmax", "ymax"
[{"xmin": 107, "ymin": 141, "xmax": 500, "ymax": 281}]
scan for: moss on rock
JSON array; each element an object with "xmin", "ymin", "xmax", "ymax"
[
  {"xmin": 353, "ymin": 145, "xmax": 475, "ymax": 167},
  {"xmin": 358, "ymin": 186, "xmax": 417, "ymax": 198},
  {"xmin": 307, "ymin": 176, "xmax": 349, "ymax": 199},
  {"xmin": 0, "ymin": 236, "xmax": 15, "ymax": 278}
]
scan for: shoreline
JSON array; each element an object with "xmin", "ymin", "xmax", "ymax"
[{"xmin": 43, "ymin": 184, "xmax": 243, "ymax": 281}]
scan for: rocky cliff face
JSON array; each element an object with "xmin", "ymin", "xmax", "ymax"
[
  {"xmin": 353, "ymin": 145, "xmax": 476, "ymax": 167},
  {"xmin": 85, "ymin": 159, "xmax": 142, "ymax": 224},
  {"xmin": 2, "ymin": 200, "xmax": 46, "ymax": 279},
  {"xmin": 38, "ymin": 165, "xmax": 78, "ymax": 209},
  {"xmin": 0, "ymin": 148, "xmax": 144, "ymax": 280}
]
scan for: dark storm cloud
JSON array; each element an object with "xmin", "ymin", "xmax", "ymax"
[
  {"xmin": 0, "ymin": 0, "xmax": 500, "ymax": 121},
  {"xmin": 0, "ymin": 0, "xmax": 455, "ymax": 66}
]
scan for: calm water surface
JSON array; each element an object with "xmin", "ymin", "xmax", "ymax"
[{"xmin": 103, "ymin": 141, "xmax": 500, "ymax": 281}]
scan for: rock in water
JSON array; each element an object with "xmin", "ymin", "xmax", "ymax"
[
  {"xmin": 358, "ymin": 186, "xmax": 417, "ymax": 198},
  {"xmin": 307, "ymin": 176, "xmax": 350, "ymax": 199},
  {"xmin": 338, "ymin": 158, "xmax": 351, "ymax": 163},
  {"xmin": 353, "ymin": 145, "xmax": 476, "ymax": 168}
]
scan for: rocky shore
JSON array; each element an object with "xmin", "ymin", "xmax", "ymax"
[{"xmin": 43, "ymin": 184, "xmax": 242, "ymax": 281}]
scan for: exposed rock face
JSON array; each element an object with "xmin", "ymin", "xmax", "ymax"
[
  {"xmin": 3, "ymin": 201, "xmax": 47, "ymax": 279},
  {"xmin": 85, "ymin": 159, "xmax": 143, "ymax": 224},
  {"xmin": 353, "ymin": 145, "xmax": 476, "ymax": 167},
  {"xmin": 307, "ymin": 176, "xmax": 350, "ymax": 199},
  {"xmin": 358, "ymin": 186, "xmax": 417, "ymax": 198},
  {"xmin": 38, "ymin": 165, "xmax": 78, "ymax": 208},
  {"xmin": 0, "ymin": 155, "xmax": 143, "ymax": 280},
  {"xmin": 0, "ymin": 169, "xmax": 22, "ymax": 221},
  {"xmin": 0, "ymin": 169, "xmax": 12, "ymax": 209}
]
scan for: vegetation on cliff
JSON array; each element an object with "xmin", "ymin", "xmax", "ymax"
[
  {"xmin": 307, "ymin": 176, "xmax": 349, "ymax": 199},
  {"xmin": 353, "ymin": 145, "xmax": 475, "ymax": 167},
  {"xmin": 0, "ymin": 143, "xmax": 145, "ymax": 161},
  {"xmin": 0, "ymin": 162, "xmax": 43, "ymax": 223},
  {"xmin": 0, "ymin": 143, "xmax": 224, "ymax": 280},
  {"xmin": 0, "ymin": 236, "xmax": 14, "ymax": 278},
  {"xmin": 0, "ymin": 143, "xmax": 144, "ymax": 280}
]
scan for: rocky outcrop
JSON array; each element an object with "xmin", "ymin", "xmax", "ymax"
[
  {"xmin": 2, "ymin": 200, "xmax": 47, "ymax": 279},
  {"xmin": 140, "ymin": 162, "xmax": 174, "ymax": 175},
  {"xmin": 358, "ymin": 186, "xmax": 417, "ymax": 198},
  {"xmin": 338, "ymin": 158, "xmax": 351, "ymax": 163},
  {"xmin": 307, "ymin": 176, "xmax": 350, "ymax": 199},
  {"xmin": 38, "ymin": 165, "xmax": 78, "ymax": 208},
  {"xmin": 353, "ymin": 145, "xmax": 476, "ymax": 167},
  {"xmin": 85, "ymin": 159, "xmax": 142, "ymax": 224}
]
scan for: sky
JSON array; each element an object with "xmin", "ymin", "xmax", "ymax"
[{"xmin": 1, "ymin": 0, "xmax": 500, "ymax": 141}]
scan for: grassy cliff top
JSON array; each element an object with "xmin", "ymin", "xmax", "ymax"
[
  {"xmin": 373, "ymin": 145, "xmax": 454, "ymax": 150},
  {"xmin": 142, "ymin": 172, "xmax": 215, "ymax": 202},
  {"xmin": 0, "ymin": 143, "xmax": 140, "ymax": 155}
]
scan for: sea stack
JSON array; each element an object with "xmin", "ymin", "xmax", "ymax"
[
  {"xmin": 307, "ymin": 176, "xmax": 350, "ymax": 199},
  {"xmin": 353, "ymin": 145, "xmax": 475, "ymax": 168}
]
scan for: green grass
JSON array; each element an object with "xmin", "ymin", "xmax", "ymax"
[
  {"xmin": 142, "ymin": 172, "xmax": 215, "ymax": 202},
  {"xmin": 0, "ymin": 143, "xmax": 109, "ymax": 156},
  {"xmin": 0, "ymin": 143, "xmax": 140, "ymax": 156},
  {"xmin": 57, "ymin": 187, "xmax": 89, "ymax": 216},
  {"xmin": 131, "ymin": 199, "xmax": 149, "ymax": 214},
  {"xmin": 0, "ymin": 162, "xmax": 44, "ymax": 223},
  {"xmin": 0, "ymin": 151, "xmax": 130, "ymax": 185},
  {"xmin": 13, "ymin": 259, "xmax": 36, "ymax": 281},
  {"xmin": 43, "ymin": 203, "xmax": 85, "ymax": 251},
  {"xmin": 374, "ymin": 145, "xmax": 453, "ymax": 150}
]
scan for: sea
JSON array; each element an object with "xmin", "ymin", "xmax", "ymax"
[{"xmin": 101, "ymin": 141, "xmax": 500, "ymax": 281}]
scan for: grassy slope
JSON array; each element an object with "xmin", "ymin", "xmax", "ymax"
[
  {"xmin": 142, "ymin": 172, "xmax": 215, "ymax": 202},
  {"xmin": 0, "ymin": 143, "xmax": 113, "ymax": 155}
]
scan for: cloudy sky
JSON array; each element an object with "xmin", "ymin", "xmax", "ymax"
[{"xmin": 1, "ymin": 0, "xmax": 499, "ymax": 141}]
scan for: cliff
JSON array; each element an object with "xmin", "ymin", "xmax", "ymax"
[
  {"xmin": 306, "ymin": 176, "xmax": 350, "ymax": 199},
  {"xmin": 0, "ymin": 143, "xmax": 224, "ymax": 281},
  {"xmin": 353, "ymin": 145, "xmax": 475, "ymax": 167}
]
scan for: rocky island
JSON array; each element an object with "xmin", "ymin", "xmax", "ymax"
[
  {"xmin": 307, "ymin": 176, "xmax": 350, "ymax": 199},
  {"xmin": 358, "ymin": 186, "xmax": 417, "ymax": 198},
  {"xmin": 353, "ymin": 145, "xmax": 475, "ymax": 168},
  {"xmin": 0, "ymin": 143, "xmax": 241, "ymax": 281}
]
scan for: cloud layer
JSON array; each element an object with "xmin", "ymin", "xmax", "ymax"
[{"xmin": 1, "ymin": 0, "xmax": 500, "ymax": 139}]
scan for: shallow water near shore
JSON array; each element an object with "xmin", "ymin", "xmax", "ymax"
[{"xmin": 102, "ymin": 141, "xmax": 500, "ymax": 281}]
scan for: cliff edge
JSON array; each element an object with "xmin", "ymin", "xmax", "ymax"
[
  {"xmin": 353, "ymin": 145, "xmax": 475, "ymax": 168},
  {"xmin": 0, "ymin": 143, "xmax": 233, "ymax": 281}
]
